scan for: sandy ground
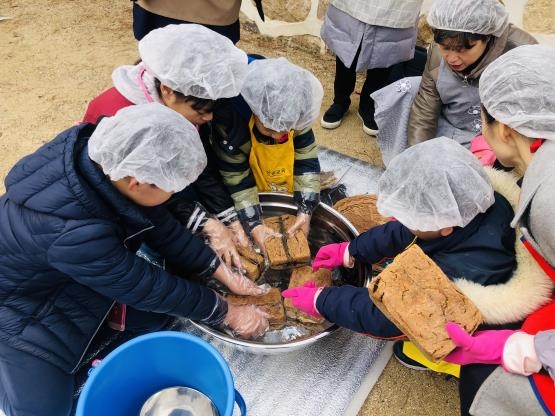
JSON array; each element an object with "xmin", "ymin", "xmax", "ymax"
[{"xmin": 9, "ymin": 0, "xmax": 554, "ymax": 415}]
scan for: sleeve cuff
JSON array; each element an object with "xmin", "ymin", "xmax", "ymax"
[{"xmin": 502, "ymin": 331, "xmax": 542, "ymax": 376}]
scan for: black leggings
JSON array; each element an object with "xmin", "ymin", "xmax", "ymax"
[
  {"xmin": 132, "ymin": 2, "xmax": 240, "ymax": 43},
  {"xmin": 333, "ymin": 46, "xmax": 392, "ymax": 112}
]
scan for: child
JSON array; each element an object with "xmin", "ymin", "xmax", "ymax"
[
  {"xmin": 283, "ymin": 137, "xmax": 517, "ymax": 338},
  {"xmin": 446, "ymin": 45, "xmax": 555, "ymax": 416},
  {"xmin": 0, "ymin": 103, "xmax": 269, "ymax": 416},
  {"xmin": 83, "ymin": 24, "xmax": 250, "ymax": 268},
  {"xmin": 210, "ymin": 57, "xmax": 324, "ymax": 250}
]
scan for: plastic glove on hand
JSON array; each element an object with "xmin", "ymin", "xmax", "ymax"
[
  {"xmin": 204, "ymin": 218, "xmax": 242, "ymax": 269},
  {"xmin": 228, "ymin": 219, "xmax": 250, "ymax": 248},
  {"xmin": 287, "ymin": 212, "xmax": 311, "ymax": 236},
  {"xmin": 250, "ymin": 224, "xmax": 281, "ymax": 254},
  {"xmin": 224, "ymin": 303, "xmax": 270, "ymax": 339},
  {"xmin": 444, "ymin": 322, "xmax": 515, "ymax": 365},
  {"xmin": 213, "ymin": 263, "xmax": 267, "ymax": 296},
  {"xmin": 312, "ymin": 242, "xmax": 350, "ymax": 271},
  {"xmin": 281, "ymin": 281, "xmax": 321, "ymax": 317}
]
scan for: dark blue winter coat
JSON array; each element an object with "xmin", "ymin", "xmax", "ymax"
[
  {"xmin": 316, "ymin": 192, "xmax": 516, "ymax": 338},
  {"xmin": 0, "ymin": 123, "xmax": 225, "ymax": 373}
]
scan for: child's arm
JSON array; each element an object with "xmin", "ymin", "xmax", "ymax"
[
  {"xmin": 292, "ymin": 128, "xmax": 320, "ymax": 215},
  {"xmin": 348, "ymin": 221, "xmax": 415, "ymax": 264}
]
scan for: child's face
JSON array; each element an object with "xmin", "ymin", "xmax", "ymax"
[
  {"xmin": 253, "ymin": 116, "xmax": 289, "ymax": 141},
  {"xmin": 113, "ymin": 177, "xmax": 174, "ymax": 207},
  {"xmin": 438, "ymin": 39, "xmax": 488, "ymax": 72}
]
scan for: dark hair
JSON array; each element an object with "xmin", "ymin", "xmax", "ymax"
[
  {"xmin": 154, "ymin": 78, "xmax": 217, "ymax": 113},
  {"xmin": 481, "ymin": 103, "xmax": 496, "ymax": 125},
  {"xmin": 433, "ymin": 29, "xmax": 491, "ymax": 50}
]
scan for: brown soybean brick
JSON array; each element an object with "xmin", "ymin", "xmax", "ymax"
[
  {"xmin": 368, "ymin": 244, "xmax": 483, "ymax": 362},
  {"xmin": 237, "ymin": 246, "xmax": 264, "ymax": 281},
  {"xmin": 284, "ymin": 266, "xmax": 333, "ymax": 324},
  {"xmin": 263, "ymin": 215, "xmax": 311, "ymax": 269},
  {"xmin": 333, "ymin": 194, "xmax": 389, "ymax": 233},
  {"xmin": 226, "ymin": 287, "xmax": 285, "ymax": 325}
]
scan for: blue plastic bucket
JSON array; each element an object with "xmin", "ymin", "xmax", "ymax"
[{"xmin": 76, "ymin": 331, "xmax": 246, "ymax": 416}]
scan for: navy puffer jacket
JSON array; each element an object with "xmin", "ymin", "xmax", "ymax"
[{"xmin": 0, "ymin": 124, "xmax": 225, "ymax": 373}]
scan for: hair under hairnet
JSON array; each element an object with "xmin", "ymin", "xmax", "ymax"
[
  {"xmin": 377, "ymin": 137, "xmax": 494, "ymax": 231},
  {"xmin": 241, "ymin": 57, "xmax": 324, "ymax": 132},
  {"xmin": 139, "ymin": 24, "xmax": 248, "ymax": 99},
  {"xmin": 88, "ymin": 103, "xmax": 207, "ymax": 193},
  {"xmin": 427, "ymin": 0, "xmax": 509, "ymax": 37},
  {"xmin": 480, "ymin": 45, "xmax": 555, "ymax": 141}
]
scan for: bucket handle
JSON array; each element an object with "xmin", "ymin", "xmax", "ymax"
[{"xmin": 235, "ymin": 389, "xmax": 247, "ymax": 415}]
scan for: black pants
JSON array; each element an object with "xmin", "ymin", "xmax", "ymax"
[
  {"xmin": 132, "ymin": 2, "xmax": 240, "ymax": 43},
  {"xmin": 333, "ymin": 48, "xmax": 392, "ymax": 114}
]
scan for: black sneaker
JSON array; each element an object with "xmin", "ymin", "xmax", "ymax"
[
  {"xmin": 321, "ymin": 103, "xmax": 348, "ymax": 129},
  {"xmin": 357, "ymin": 108, "xmax": 379, "ymax": 136},
  {"xmin": 393, "ymin": 341, "xmax": 428, "ymax": 371}
]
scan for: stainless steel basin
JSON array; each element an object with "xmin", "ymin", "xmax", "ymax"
[{"xmin": 189, "ymin": 192, "xmax": 368, "ymax": 354}]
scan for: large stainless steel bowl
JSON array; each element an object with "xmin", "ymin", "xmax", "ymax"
[{"xmin": 189, "ymin": 192, "xmax": 368, "ymax": 354}]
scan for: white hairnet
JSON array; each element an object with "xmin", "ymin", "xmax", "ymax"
[
  {"xmin": 480, "ymin": 45, "xmax": 555, "ymax": 141},
  {"xmin": 241, "ymin": 57, "xmax": 324, "ymax": 132},
  {"xmin": 139, "ymin": 24, "xmax": 248, "ymax": 99},
  {"xmin": 88, "ymin": 103, "xmax": 207, "ymax": 193},
  {"xmin": 377, "ymin": 137, "xmax": 494, "ymax": 231},
  {"xmin": 427, "ymin": 0, "xmax": 509, "ymax": 37}
]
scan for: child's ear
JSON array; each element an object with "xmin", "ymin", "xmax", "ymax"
[
  {"xmin": 439, "ymin": 227, "xmax": 454, "ymax": 237},
  {"xmin": 159, "ymin": 84, "xmax": 174, "ymax": 104},
  {"xmin": 497, "ymin": 123, "xmax": 519, "ymax": 147}
]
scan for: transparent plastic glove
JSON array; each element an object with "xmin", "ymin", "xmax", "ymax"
[
  {"xmin": 286, "ymin": 212, "xmax": 311, "ymax": 236},
  {"xmin": 281, "ymin": 281, "xmax": 322, "ymax": 317},
  {"xmin": 251, "ymin": 224, "xmax": 281, "ymax": 254},
  {"xmin": 223, "ymin": 303, "xmax": 270, "ymax": 339},
  {"xmin": 212, "ymin": 263, "xmax": 268, "ymax": 296},
  {"xmin": 444, "ymin": 322, "xmax": 515, "ymax": 365},
  {"xmin": 204, "ymin": 218, "xmax": 242, "ymax": 269},
  {"xmin": 228, "ymin": 219, "xmax": 250, "ymax": 248},
  {"xmin": 312, "ymin": 242, "xmax": 353, "ymax": 271}
]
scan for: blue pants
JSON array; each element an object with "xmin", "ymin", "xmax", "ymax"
[{"xmin": 0, "ymin": 308, "xmax": 169, "ymax": 416}]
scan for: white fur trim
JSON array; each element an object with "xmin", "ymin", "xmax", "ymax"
[{"xmin": 454, "ymin": 168, "xmax": 554, "ymax": 324}]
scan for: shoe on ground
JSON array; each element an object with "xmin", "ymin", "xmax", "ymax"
[
  {"xmin": 393, "ymin": 341, "xmax": 428, "ymax": 371},
  {"xmin": 321, "ymin": 103, "xmax": 348, "ymax": 129},
  {"xmin": 357, "ymin": 108, "xmax": 379, "ymax": 136}
]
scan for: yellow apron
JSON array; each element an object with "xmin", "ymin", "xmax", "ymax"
[{"xmin": 248, "ymin": 115, "xmax": 295, "ymax": 193}]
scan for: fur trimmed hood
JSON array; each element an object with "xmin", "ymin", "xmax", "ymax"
[{"xmin": 454, "ymin": 167, "xmax": 554, "ymax": 324}]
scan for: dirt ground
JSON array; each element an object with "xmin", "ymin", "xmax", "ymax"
[{"xmin": 0, "ymin": 1, "xmax": 460, "ymax": 415}]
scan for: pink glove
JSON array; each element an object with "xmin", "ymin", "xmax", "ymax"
[
  {"xmin": 281, "ymin": 281, "xmax": 321, "ymax": 317},
  {"xmin": 312, "ymin": 242, "xmax": 349, "ymax": 271},
  {"xmin": 444, "ymin": 322, "xmax": 515, "ymax": 365},
  {"xmin": 470, "ymin": 134, "xmax": 496, "ymax": 166}
]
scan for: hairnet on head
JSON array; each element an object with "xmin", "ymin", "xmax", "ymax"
[
  {"xmin": 427, "ymin": 0, "xmax": 508, "ymax": 37},
  {"xmin": 377, "ymin": 137, "xmax": 494, "ymax": 231},
  {"xmin": 480, "ymin": 45, "xmax": 555, "ymax": 141},
  {"xmin": 139, "ymin": 24, "xmax": 248, "ymax": 99},
  {"xmin": 241, "ymin": 57, "xmax": 324, "ymax": 132},
  {"xmin": 88, "ymin": 103, "xmax": 207, "ymax": 193}
]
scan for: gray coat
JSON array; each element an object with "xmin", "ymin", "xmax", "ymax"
[{"xmin": 321, "ymin": 4, "xmax": 418, "ymax": 71}]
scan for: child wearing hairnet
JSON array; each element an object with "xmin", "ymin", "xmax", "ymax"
[
  {"xmin": 409, "ymin": 0, "xmax": 536, "ymax": 148},
  {"xmin": 210, "ymin": 57, "xmax": 324, "ymax": 251},
  {"xmin": 83, "ymin": 24, "xmax": 252, "ymax": 274},
  {"xmin": 443, "ymin": 45, "xmax": 555, "ymax": 416},
  {"xmin": 0, "ymin": 104, "xmax": 269, "ymax": 416},
  {"xmin": 283, "ymin": 137, "xmax": 518, "ymax": 340}
]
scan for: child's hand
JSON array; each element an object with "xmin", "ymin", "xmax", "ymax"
[
  {"xmin": 287, "ymin": 212, "xmax": 311, "ymax": 236},
  {"xmin": 312, "ymin": 242, "xmax": 352, "ymax": 271},
  {"xmin": 250, "ymin": 224, "xmax": 281, "ymax": 254},
  {"xmin": 281, "ymin": 281, "xmax": 322, "ymax": 317}
]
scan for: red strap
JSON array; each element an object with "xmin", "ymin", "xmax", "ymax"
[
  {"xmin": 530, "ymin": 138, "xmax": 546, "ymax": 153},
  {"xmin": 521, "ymin": 237, "xmax": 555, "ymax": 283}
]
